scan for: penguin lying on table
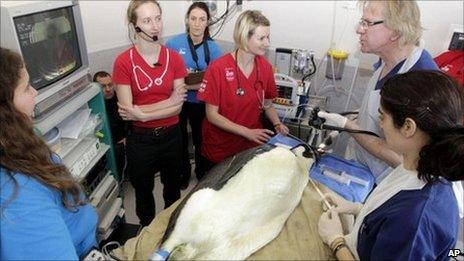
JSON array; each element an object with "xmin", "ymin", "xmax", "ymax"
[{"xmin": 150, "ymin": 143, "xmax": 316, "ymax": 260}]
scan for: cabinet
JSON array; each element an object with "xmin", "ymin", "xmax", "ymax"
[
  {"xmin": 34, "ymin": 83, "xmax": 118, "ymax": 180},
  {"xmin": 34, "ymin": 82, "xmax": 123, "ymax": 241}
]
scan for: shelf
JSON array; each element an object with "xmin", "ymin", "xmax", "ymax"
[
  {"xmin": 57, "ymin": 116, "xmax": 102, "ymax": 159},
  {"xmin": 34, "ymin": 84, "xmax": 100, "ymax": 135},
  {"xmin": 77, "ymin": 143, "xmax": 109, "ymax": 182},
  {"xmin": 62, "ymin": 137, "xmax": 109, "ymax": 182},
  {"xmin": 59, "ymin": 136, "xmax": 88, "ymax": 160}
]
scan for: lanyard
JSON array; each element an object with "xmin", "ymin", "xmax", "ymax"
[{"xmin": 187, "ymin": 34, "xmax": 210, "ymax": 71}]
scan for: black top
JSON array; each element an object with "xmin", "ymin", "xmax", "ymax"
[{"xmin": 105, "ymin": 95, "xmax": 127, "ymax": 143}]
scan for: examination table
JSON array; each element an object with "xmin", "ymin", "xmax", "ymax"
[{"xmin": 112, "ymin": 182, "xmax": 338, "ymax": 260}]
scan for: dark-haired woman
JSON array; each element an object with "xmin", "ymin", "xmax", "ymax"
[
  {"xmin": 166, "ymin": 2, "xmax": 222, "ymax": 184},
  {"xmin": 317, "ymin": 70, "xmax": 463, "ymax": 260},
  {"xmin": 0, "ymin": 48, "xmax": 97, "ymax": 259}
]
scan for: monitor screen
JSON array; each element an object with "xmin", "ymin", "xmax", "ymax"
[
  {"xmin": 14, "ymin": 6, "xmax": 82, "ymax": 91},
  {"xmin": 277, "ymin": 85, "xmax": 293, "ymax": 100}
]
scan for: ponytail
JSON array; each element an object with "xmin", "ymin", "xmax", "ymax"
[{"xmin": 417, "ymin": 126, "xmax": 464, "ymax": 182}]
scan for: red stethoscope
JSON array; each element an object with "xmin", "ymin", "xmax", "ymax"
[{"xmin": 234, "ymin": 49, "xmax": 265, "ymax": 109}]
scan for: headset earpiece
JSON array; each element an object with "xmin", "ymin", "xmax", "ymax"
[{"xmin": 135, "ymin": 26, "xmax": 142, "ymax": 33}]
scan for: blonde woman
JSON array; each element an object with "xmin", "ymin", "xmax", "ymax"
[
  {"xmin": 197, "ymin": 10, "xmax": 289, "ymax": 171},
  {"xmin": 113, "ymin": 0, "xmax": 187, "ymax": 226}
]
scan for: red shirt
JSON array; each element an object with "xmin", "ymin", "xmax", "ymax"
[
  {"xmin": 434, "ymin": 50, "xmax": 464, "ymax": 85},
  {"xmin": 197, "ymin": 53, "xmax": 277, "ymax": 163},
  {"xmin": 112, "ymin": 46, "xmax": 187, "ymax": 128}
]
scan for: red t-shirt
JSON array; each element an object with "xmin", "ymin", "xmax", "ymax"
[
  {"xmin": 112, "ymin": 46, "xmax": 187, "ymax": 128},
  {"xmin": 434, "ymin": 50, "xmax": 464, "ymax": 85},
  {"xmin": 197, "ymin": 53, "xmax": 277, "ymax": 163}
]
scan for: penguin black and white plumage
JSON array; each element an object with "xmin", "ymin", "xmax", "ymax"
[{"xmin": 150, "ymin": 144, "xmax": 315, "ymax": 260}]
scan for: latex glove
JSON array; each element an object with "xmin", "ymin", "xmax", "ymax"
[
  {"xmin": 318, "ymin": 209, "xmax": 344, "ymax": 246},
  {"xmin": 323, "ymin": 193, "xmax": 362, "ymax": 216},
  {"xmin": 318, "ymin": 111, "xmax": 347, "ymax": 128}
]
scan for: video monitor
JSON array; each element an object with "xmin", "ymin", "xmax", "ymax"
[{"xmin": 14, "ymin": 6, "xmax": 82, "ymax": 91}]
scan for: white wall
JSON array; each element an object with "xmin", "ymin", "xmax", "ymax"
[
  {"xmin": 79, "ymin": 0, "xmax": 463, "ymax": 69},
  {"xmin": 5, "ymin": 1, "xmax": 460, "ymax": 69}
]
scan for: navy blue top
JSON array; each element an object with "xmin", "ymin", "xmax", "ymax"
[
  {"xmin": 374, "ymin": 49, "xmax": 438, "ymax": 90},
  {"xmin": 1, "ymin": 167, "xmax": 98, "ymax": 260},
  {"xmin": 357, "ymin": 180, "xmax": 459, "ymax": 261},
  {"xmin": 166, "ymin": 33, "xmax": 222, "ymax": 103}
]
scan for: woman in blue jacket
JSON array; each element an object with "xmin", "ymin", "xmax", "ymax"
[
  {"xmin": 0, "ymin": 48, "xmax": 98, "ymax": 260},
  {"xmin": 166, "ymin": 2, "xmax": 222, "ymax": 186},
  {"xmin": 317, "ymin": 70, "xmax": 463, "ymax": 260}
]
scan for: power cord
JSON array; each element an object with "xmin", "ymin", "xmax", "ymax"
[{"xmin": 102, "ymin": 241, "xmax": 122, "ymax": 261}]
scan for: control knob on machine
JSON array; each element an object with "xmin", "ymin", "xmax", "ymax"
[{"xmin": 273, "ymin": 97, "xmax": 292, "ymax": 106}]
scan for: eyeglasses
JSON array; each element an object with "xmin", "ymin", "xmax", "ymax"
[
  {"xmin": 358, "ymin": 18, "xmax": 384, "ymax": 29},
  {"xmin": 100, "ymin": 83, "xmax": 114, "ymax": 88}
]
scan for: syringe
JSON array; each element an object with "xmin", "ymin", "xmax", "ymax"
[{"xmin": 320, "ymin": 166, "xmax": 351, "ymax": 185}]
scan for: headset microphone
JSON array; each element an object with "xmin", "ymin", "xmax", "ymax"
[{"xmin": 135, "ymin": 26, "xmax": 158, "ymax": 42}]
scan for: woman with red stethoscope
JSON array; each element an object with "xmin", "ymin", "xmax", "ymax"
[
  {"xmin": 112, "ymin": 0, "xmax": 187, "ymax": 227},
  {"xmin": 197, "ymin": 10, "xmax": 289, "ymax": 171}
]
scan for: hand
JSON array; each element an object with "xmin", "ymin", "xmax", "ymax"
[
  {"xmin": 117, "ymin": 138, "xmax": 126, "ymax": 145},
  {"xmin": 244, "ymin": 128, "xmax": 274, "ymax": 144},
  {"xmin": 323, "ymin": 193, "xmax": 362, "ymax": 216},
  {"xmin": 318, "ymin": 111, "xmax": 347, "ymax": 128},
  {"xmin": 118, "ymin": 103, "xmax": 145, "ymax": 122},
  {"xmin": 274, "ymin": 123, "xmax": 289, "ymax": 135},
  {"xmin": 318, "ymin": 209, "xmax": 344, "ymax": 246},
  {"xmin": 169, "ymin": 84, "xmax": 187, "ymax": 105}
]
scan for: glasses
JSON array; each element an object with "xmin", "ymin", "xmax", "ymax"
[
  {"xmin": 100, "ymin": 83, "xmax": 114, "ymax": 88},
  {"xmin": 358, "ymin": 18, "xmax": 384, "ymax": 29}
]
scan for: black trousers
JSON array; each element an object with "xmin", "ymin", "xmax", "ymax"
[
  {"xmin": 125, "ymin": 125, "xmax": 182, "ymax": 226},
  {"xmin": 113, "ymin": 142, "xmax": 126, "ymax": 179},
  {"xmin": 179, "ymin": 102, "xmax": 207, "ymax": 182},
  {"xmin": 202, "ymin": 157, "xmax": 216, "ymax": 176}
]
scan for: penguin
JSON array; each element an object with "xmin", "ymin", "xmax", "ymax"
[{"xmin": 150, "ymin": 144, "xmax": 316, "ymax": 260}]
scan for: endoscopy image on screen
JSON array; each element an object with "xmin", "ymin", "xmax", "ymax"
[{"xmin": 14, "ymin": 6, "xmax": 82, "ymax": 91}]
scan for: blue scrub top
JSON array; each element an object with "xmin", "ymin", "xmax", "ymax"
[
  {"xmin": 1, "ymin": 168, "xmax": 98, "ymax": 260},
  {"xmin": 166, "ymin": 33, "xmax": 222, "ymax": 103},
  {"xmin": 374, "ymin": 49, "xmax": 438, "ymax": 90},
  {"xmin": 357, "ymin": 180, "xmax": 459, "ymax": 260}
]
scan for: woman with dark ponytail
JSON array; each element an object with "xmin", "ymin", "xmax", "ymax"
[
  {"xmin": 0, "ymin": 48, "xmax": 97, "ymax": 259},
  {"xmin": 318, "ymin": 70, "xmax": 463, "ymax": 260},
  {"xmin": 166, "ymin": 2, "xmax": 223, "ymax": 186}
]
